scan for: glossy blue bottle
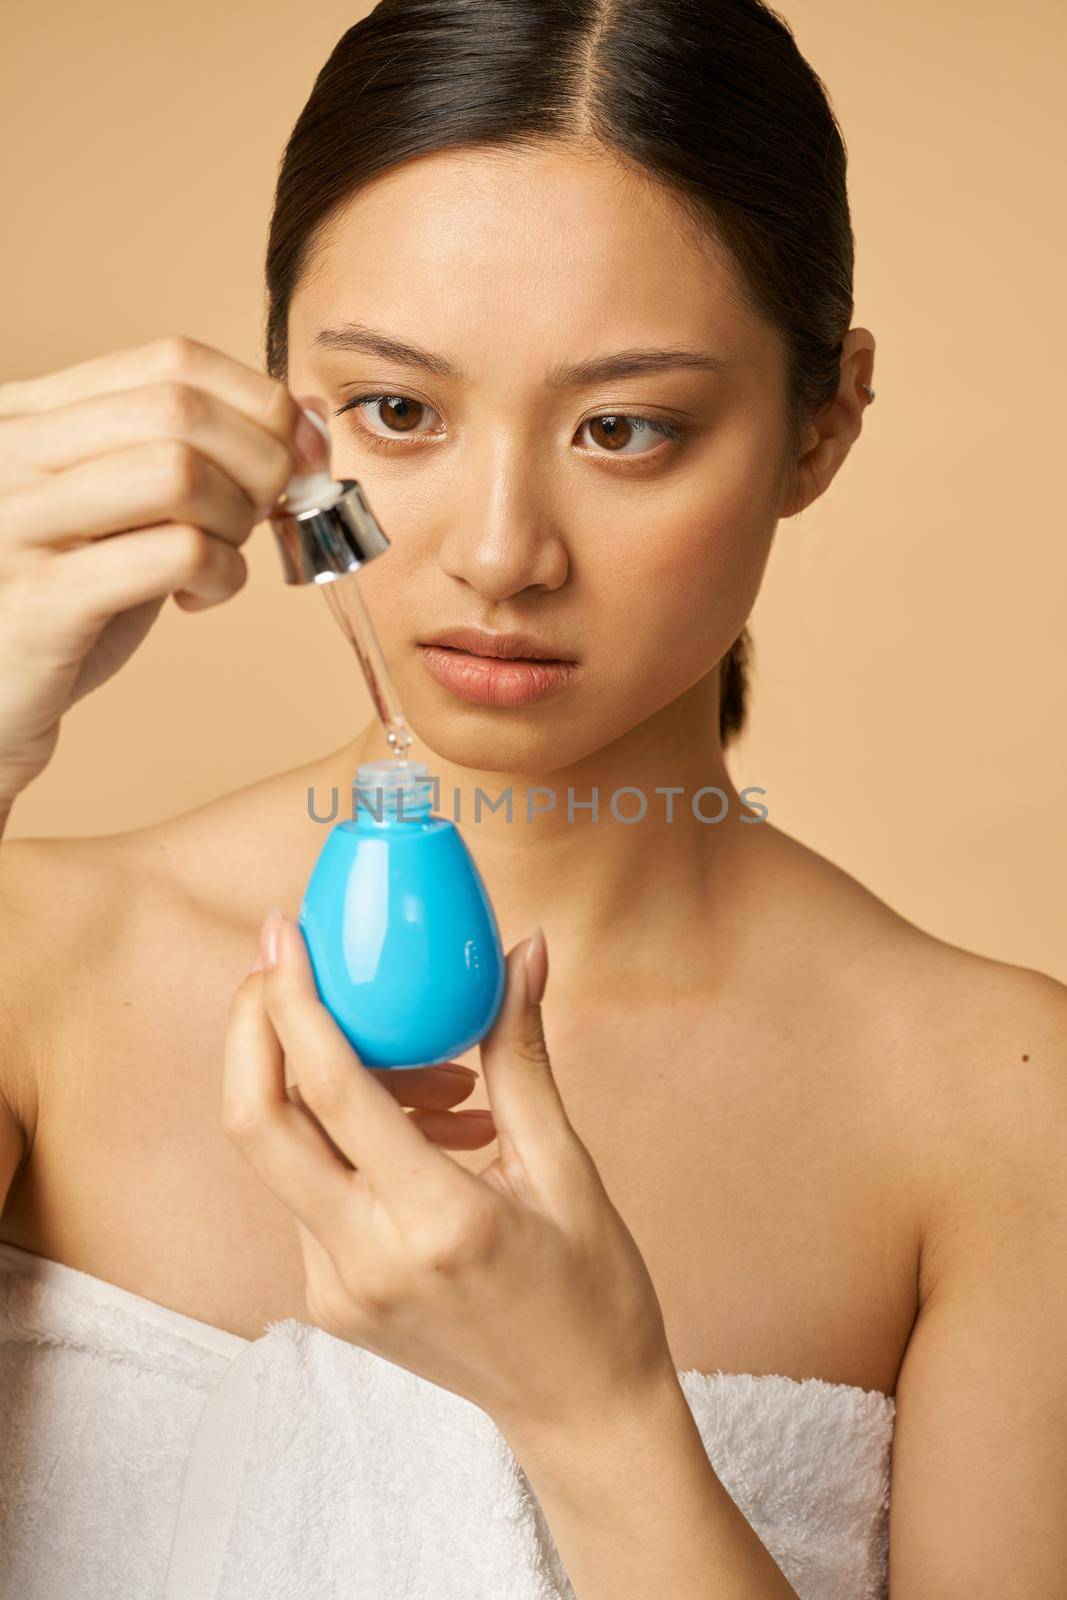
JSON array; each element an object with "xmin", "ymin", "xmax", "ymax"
[{"xmin": 299, "ymin": 760, "xmax": 506, "ymax": 1069}]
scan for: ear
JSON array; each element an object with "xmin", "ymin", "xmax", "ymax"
[{"xmin": 779, "ymin": 326, "xmax": 877, "ymax": 519}]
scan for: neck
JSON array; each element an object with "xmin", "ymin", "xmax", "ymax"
[{"xmin": 313, "ymin": 671, "xmax": 766, "ymax": 1002}]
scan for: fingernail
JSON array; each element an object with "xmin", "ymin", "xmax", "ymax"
[
  {"xmin": 294, "ymin": 399, "xmax": 331, "ymax": 470},
  {"xmin": 247, "ymin": 950, "xmax": 266, "ymax": 975},
  {"xmin": 523, "ymin": 926, "xmax": 548, "ymax": 1006},
  {"xmin": 260, "ymin": 906, "xmax": 283, "ymax": 969}
]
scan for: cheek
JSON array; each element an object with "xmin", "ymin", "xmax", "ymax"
[{"xmin": 596, "ymin": 450, "xmax": 778, "ymax": 688}]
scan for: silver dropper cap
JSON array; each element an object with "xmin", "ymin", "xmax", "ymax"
[
  {"xmin": 267, "ymin": 406, "xmax": 390, "ymax": 584},
  {"xmin": 269, "ymin": 479, "xmax": 390, "ymax": 584}
]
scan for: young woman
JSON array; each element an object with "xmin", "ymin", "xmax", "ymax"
[{"xmin": 0, "ymin": 2, "xmax": 1063, "ymax": 1597}]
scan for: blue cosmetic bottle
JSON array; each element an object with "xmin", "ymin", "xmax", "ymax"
[
  {"xmin": 299, "ymin": 760, "xmax": 506, "ymax": 1068},
  {"xmin": 267, "ymin": 406, "xmax": 506, "ymax": 1068}
]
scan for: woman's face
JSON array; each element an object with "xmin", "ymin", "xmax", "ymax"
[{"xmin": 286, "ymin": 141, "xmax": 793, "ymax": 773}]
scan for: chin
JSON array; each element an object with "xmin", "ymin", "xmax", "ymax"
[{"xmin": 409, "ymin": 706, "xmax": 608, "ymax": 780}]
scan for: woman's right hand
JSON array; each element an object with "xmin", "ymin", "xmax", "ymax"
[{"xmin": 0, "ymin": 334, "xmax": 329, "ymax": 811}]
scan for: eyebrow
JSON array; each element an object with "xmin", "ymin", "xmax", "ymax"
[{"xmin": 311, "ymin": 320, "xmax": 733, "ymax": 386}]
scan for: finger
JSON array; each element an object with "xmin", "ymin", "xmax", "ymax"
[
  {"xmin": 48, "ymin": 521, "xmax": 249, "ymax": 618},
  {"xmin": 286, "ymin": 1079, "xmax": 490, "ymax": 1155},
  {"xmin": 371, "ymin": 1063, "xmax": 480, "ymax": 1111},
  {"xmin": 222, "ymin": 972, "xmax": 361, "ymax": 1244},
  {"xmin": 0, "ymin": 335, "xmax": 303, "ymax": 456},
  {"xmin": 406, "ymin": 1108, "xmax": 497, "ymax": 1150},
  {"xmin": 6, "ymin": 439, "xmax": 260, "ymax": 551},
  {"xmin": 284, "ymin": 1081, "xmax": 358, "ymax": 1169},
  {"xmin": 6, "ymin": 383, "xmax": 297, "ymax": 521},
  {"xmin": 262, "ymin": 916, "xmax": 471, "ymax": 1219},
  {"xmin": 477, "ymin": 928, "xmax": 578, "ymax": 1170},
  {"xmin": 292, "ymin": 1214, "xmax": 351, "ymax": 1319}
]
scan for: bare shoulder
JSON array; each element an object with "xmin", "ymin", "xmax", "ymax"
[
  {"xmin": 0, "ymin": 794, "xmax": 248, "ymax": 1120},
  {"xmin": 760, "ymin": 821, "xmax": 1065, "ymax": 1069},
  {"xmin": 0, "ymin": 753, "xmax": 329, "ymax": 1115},
  {"xmin": 0, "ymin": 826, "xmax": 146, "ymax": 929},
  {"xmin": 875, "ymin": 916, "xmax": 1067, "ymax": 1142},
  {"xmin": 0, "ymin": 743, "xmax": 315, "ymax": 953},
  {"xmin": 0, "ymin": 819, "xmax": 193, "ymax": 969},
  {"xmin": 0, "ymin": 826, "xmax": 166, "ymax": 1139},
  {"xmin": 875, "ymin": 942, "xmax": 1067, "ymax": 1586},
  {"xmin": 799, "ymin": 830, "xmax": 1067, "ymax": 1301},
  {"xmin": 902, "ymin": 935, "xmax": 1067, "ymax": 1302},
  {"xmin": 758, "ymin": 822, "xmax": 1066, "ymax": 1269}
]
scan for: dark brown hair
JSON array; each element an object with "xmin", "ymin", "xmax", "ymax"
[{"xmin": 264, "ymin": 0, "xmax": 855, "ymax": 746}]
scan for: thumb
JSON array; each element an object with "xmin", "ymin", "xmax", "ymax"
[
  {"xmin": 292, "ymin": 393, "xmax": 333, "ymax": 471},
  {"xmin": 294, "ymin": 392, "xmax": 331, "ymax": 427},
  {"xmin": 478, "ymin": 928, "xmax": 571, "ymax": 1154}
]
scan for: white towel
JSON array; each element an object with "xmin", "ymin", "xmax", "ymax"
[
  {"xmin": 165, "ymin": 1319, "xmax": 894, "ymax": 1600},
  {"xmin": 0, "ymin": 1244, "xmax": 894, "ymax": 1600}
]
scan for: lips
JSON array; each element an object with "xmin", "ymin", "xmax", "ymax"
[
  {"xmin": 418, "ymin": 626, "xmax": 575, "ymax": 663},
  {"xmin": 417, "ymin": 637, "xmax": 579, "ymax": 708}
]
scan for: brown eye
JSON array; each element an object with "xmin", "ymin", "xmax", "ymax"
[
  {"xmin": 341, "ymin": 393, "xmax": 443, "ymax": 441},
  {"xmin": 587, "ymin": 415, "xmax": 633, "ymax": 451},
  {"xmin": 373, "ymin": 396, "xmax": 426, "ymax": 432},
  {"xmin": 579, "ymin": 414, "xmax": 679, "ymax": 457}
]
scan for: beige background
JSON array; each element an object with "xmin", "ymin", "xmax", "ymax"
[{"xmin": 2, "ymin": 0, "xmax": 1064, "ymax": 981}]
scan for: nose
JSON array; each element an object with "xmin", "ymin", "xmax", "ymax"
[{"xmin": 434, "ymin": 435, "xmax": 569, "ymax": 600}]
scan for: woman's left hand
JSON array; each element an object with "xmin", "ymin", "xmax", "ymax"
[{"xmin": 221, "ymin": 908, "xmax": 675, "ymax": 1441}]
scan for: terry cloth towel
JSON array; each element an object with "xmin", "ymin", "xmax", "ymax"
[{"xmin": 0, "ymin": 1241, "xmax": 895, "ymax": 1600}]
